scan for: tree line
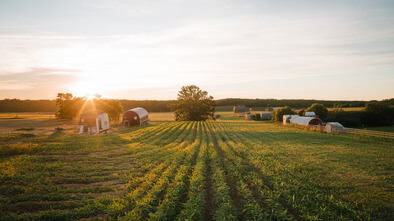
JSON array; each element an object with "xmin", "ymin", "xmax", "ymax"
[
  {"xmin": 0, "ymin": 98, "xmax": 174, "ymax": 113},
  {"xmin": 216, "ymin": 98, "xmax": 378, "ymax": 108},
  {"xmin": 1, "ymin": 97, "xmax": 393, "ymax": 117}
]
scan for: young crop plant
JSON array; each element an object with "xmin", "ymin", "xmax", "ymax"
[{"xmin": 176, "ymin": 124, "xmax": 210, "ymax": 220}]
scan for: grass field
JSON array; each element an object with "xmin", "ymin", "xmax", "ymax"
[
  {"xmin": 364, "ymin": 126, "xmax": 394, "ymax": 133},
  {"xmin": 0, "ymin": 112, "xmax": 393, "ymax": 220}
]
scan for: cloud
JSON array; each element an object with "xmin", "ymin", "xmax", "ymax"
[
  {"xmin": 0, "ymin": 1, "xmax": 393, "ymax": 100},
  {"xmin": 0, "ymin": 67, "xmax": 81, "ymax": 99}
]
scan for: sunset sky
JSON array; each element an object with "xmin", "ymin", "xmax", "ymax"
[{"xmin": 1, "ymin": 0, "xmax": 393, "ymax": 100}]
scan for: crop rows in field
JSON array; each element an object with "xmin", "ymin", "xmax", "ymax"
[{"xmin": 1, "ymin": 119, "xmax": 392, "ymax": 220}]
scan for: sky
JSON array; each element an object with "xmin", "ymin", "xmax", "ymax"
[{"xmin": 0, "ymin": 0, "xmax": 394, "ymax": 100}]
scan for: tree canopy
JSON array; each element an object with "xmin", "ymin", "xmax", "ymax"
[
  {"xmin": 272, "ymin": 106, "xmax": 296, "ymax": 122},
  {"xmin": 307, "ymin": 103, "xmax": 328, "ymax": 118},
  {"xmin": 169, "ymin": 85, "xmax": 215, "ymax": 121}
]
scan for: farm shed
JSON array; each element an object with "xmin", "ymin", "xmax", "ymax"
[
  {"xmin": 233, "ymin": 105, "xmax": 248, "ymax": 113},
  {"xmin": 78, "ymin": 109, "xmax": 109, "ymax": 135},
  {"xmin": 305, "ymin": 111, "xmax": 316, "ymax": 117},
  {"xmin": 122, "ymin": 107, "xmax": 149, "ymax": 126},
  {"xmin": 290, "ymin": 117, "xmax": 323, "ymax": 126},
  {"xmin": 283, "ymin": 115, "xmax": 299, "ymax": 125},
  {"xmin": 324, "ymin": 122, "xmax": 345, "ymax": 133},
  {"xmin": 260, "ymin": 112, "xmax": 272, "ymax": 120}
]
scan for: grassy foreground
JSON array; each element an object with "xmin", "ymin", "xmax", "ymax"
[{"xmin": 0, "ymin": 112, "xmax": 393, "ymax": 220}]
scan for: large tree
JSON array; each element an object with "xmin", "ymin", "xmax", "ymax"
[
  {"xmin": 54, "ymin": 93, "xmax": 84, "ymax": 120},
  {"xmin": 170, "ymin": 85, "xmax": 215, "ymax": 121}
]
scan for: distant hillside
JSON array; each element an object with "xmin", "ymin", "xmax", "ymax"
[{"xmin": 1, "ymin": 98, "xmax": 392, "ymax": 113}]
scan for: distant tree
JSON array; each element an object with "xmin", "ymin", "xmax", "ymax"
[
  {"xmin": 333, "ymin": 103, "xmax": 343, "ymax": 111},
  {"xmin": 362, "ymin": 101, "xmax": 394, "ymax": 126},
  {"xmin": 365, "ymin": 101, "xmax": 390, "ymax": 113},
  {"xmin": 54, "ymin": 93, "xmax": 80, "ymax": 120},
  {"xmin": 307, "ymin": 103, "xmax": 328, "ymax": 119},
  {"xmin": 298, "ymin": 109, "xmax": 305, "ymax": 116},
  {"xmin": 272, "ymin": 106, "xmax": 296, "ymax": 122},
  {"xmin": 169, "ymin": 85, "xmax": 215, "ymax": 121}
]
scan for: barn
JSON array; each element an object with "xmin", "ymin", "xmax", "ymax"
[
  {"xmin": 290, "ymin": 117, "xmax": 323, "ymax": 126},
  {"xmin": 122, "ymin": 107, "xmax": 149, "ymax": 126},
  {"xmin": 78, "ymin": 109, "xmax": 109, "ymax": 135}
]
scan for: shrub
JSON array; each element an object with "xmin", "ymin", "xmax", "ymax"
[{"xmin": 272, "ymin": 106, "xmax": 296, "ymax": 122}]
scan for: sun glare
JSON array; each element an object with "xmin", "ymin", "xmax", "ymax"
[
  {"xmin": 69, "ymin": 80, "xmax": 104, "ymax": 99},
  {"xmin": 86, "ymin": 94, "xmax": 95, "ymax": 100}
]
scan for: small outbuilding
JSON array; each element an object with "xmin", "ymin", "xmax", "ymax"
[
  {"xmin": 233, "ymin": 105, "xmax": 249, "ymax": 117},
  {"xmin": 260, "ymin": 112, "xmax": 272, "ymax": 120},
  {"xmin": 283, "ymin": 115, "xmax": 299, "ymax": 125},
  {"xmin": 324, "ymin": 122, "xmax": 345, "ymax": 133},
  {"xmin": 305, "ymin": 111, "xmax": 316, "ymax": 117},
  {"xmin": 78, "ymin": 109, "xmax": 109, "ymax": 135},
  {"xmin": 290, "ymin": 117, "xmax": 323, "ymax": 126},
  {"xmin": 122, "ymin": 107, "xmax": 149, "ymax": 126}
]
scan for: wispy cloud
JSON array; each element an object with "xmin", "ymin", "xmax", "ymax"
[{"xmin": 0, "ymin": 67, "xmax": 80, "ymax": 98}]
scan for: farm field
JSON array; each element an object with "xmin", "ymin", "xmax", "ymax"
[{"xmin": 0, "ymin": 113, "xmax": 393, "ymax": 220}]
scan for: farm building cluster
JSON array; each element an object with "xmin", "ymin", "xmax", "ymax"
[
  {"xmin": 233, "ymin": 105, "xmax": 345, "ymax": 134},
  {"xmin": 282, "ymin": 113, "xmax": 345, "ymax": 133},
  {"xmin": 78, "ymin": 107, "xmax": 150, "ymax": 135},
  {"xmin": 233, "ymin": 105, "xmax": 272, "ymax": 121}
]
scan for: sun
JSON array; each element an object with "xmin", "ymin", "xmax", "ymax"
[{"xmin": 86, "ymin": 94, "xmax": 95, "ymax": 100}]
